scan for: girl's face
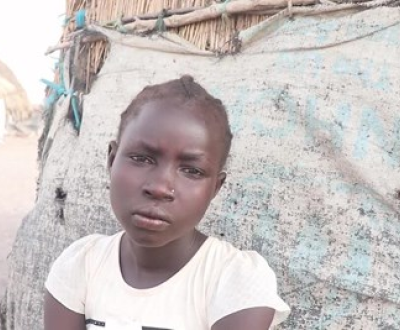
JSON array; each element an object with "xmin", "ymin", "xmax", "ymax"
[{"xmin": 108, "ymin": 99, "xmax": 226, "ymax": 248}]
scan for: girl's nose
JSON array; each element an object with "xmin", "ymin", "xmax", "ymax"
[
  {"xmin": 142, "ymin": 169, "xmax": 175, "ymax": 201},
  {"xmin": 143, "ymin": 183, "xmax": 175, "ymax": 201}
]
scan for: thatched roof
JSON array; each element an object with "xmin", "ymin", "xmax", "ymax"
[
  {"xmin": 0, "ymin": 59, "xmax": 32, "ymax": 122},
  {"xmin": 50, "ymin": 0, "xmax": 399, "ymax": 93}
]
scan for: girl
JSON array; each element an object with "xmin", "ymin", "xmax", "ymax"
[{"xmin": 44, "ymin": 76, "xmax": 290, "ymax": 330}]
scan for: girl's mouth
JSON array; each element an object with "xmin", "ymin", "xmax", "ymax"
[{"xmin": 132, "ymin": 212, "xmax": 170, "ymax": 231}]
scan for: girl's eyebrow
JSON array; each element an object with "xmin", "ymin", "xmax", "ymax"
[
  {"xmin": 178, "ymin": 151, "xmax": 207, "ymax": 162},
  {"xmin": 136, "ymin": 140, "xmax": 160, "ymax": 155},
  {"xmin": 125, "ymin": 140, "xmax": 162, "ymax": 156},
  {"xmin": 134, "ymin": 140, "xmax": 209, "ymax": 163}
]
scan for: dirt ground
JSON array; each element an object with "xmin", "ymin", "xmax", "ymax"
[{"xmin": 0, "ymin": 135, "xmax": 38, "ymax": 298}]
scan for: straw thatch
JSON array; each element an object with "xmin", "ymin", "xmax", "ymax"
[
  {"xmin": 0, "ymin": 60, "xmax": 32, "ymax": 122},
  {"xmin": 51, "ymin": 0, "xmax": 274, "ymax": 93},
  {"xmin": 49, "ymin": 0, "xmax": 398, "ymax": 94},
  {"xmin": 42, "ymin": 0, "xmax": 396, "ymax": 102}
]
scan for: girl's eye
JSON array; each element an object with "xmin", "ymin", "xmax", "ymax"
[
  {"xmin": 130, "ymin": 155, "xmax": 154, "ymax": 164},
  {"xmin": 181, "ymin": 167, "xmax": 204, "ymax": 178}
]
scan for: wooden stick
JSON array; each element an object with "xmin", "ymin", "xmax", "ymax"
[
  {"xmin": 86, "ymin": 46, "xmax": 91, "ymax": 94},
  {"xmin": 121, "ymin": 6, "xmax": 204, "ymax": 23},
  {"xmin": 45, "ymin": 35, "xmax": 107, "ymax": 55},
  {"xmin": 122, "ymin": 0, "xmax": 394, "ymax": 33},
  {"xmin": 113, "ymin": 0, "xmax": 315, "ymax": 26},
  {"xmin": 122, "ymin": 0, "xmax": 318, "ymax": 32}
]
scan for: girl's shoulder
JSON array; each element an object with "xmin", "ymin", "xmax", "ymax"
[
  {"xmin": 202, "ymin": 236, "xmax": 279, "ymax": 291},
  {"xmin": 49, "ymin": 231, "xmax": 123, "ymax": 276},
  {"xmin": 57, "ymin": 231, "xmax": 122, "ymax": 258},
  {"xmin": 45, "ymin": 232, "xmax": 123, "ymax": 314},
  {"xmin": 204, "ymin": 237, "xmax": 290, "ymax": 327},
  {"xmin": 205, "ymin": 236, "xmax": 271, "ymax": 272}
]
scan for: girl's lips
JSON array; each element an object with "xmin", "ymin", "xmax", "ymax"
[{"xmin": 132, "ymin": 214, "xmax": 170, "ymax": 231}]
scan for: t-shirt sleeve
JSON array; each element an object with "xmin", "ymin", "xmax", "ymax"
[
  {"xmin": 45, "ymin": 234, "xmax": 103, "ymax": 314},
  {"xmin": 208, "ymin": 251, "xmax": 290, "ymax": 328}
]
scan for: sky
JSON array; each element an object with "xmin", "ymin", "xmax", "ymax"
[{"xmin": 0, "ymin": 1, "xmax": 65, "ymax": 104}]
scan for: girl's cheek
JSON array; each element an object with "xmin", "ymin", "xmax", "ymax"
[
  {"xmin": 111, "ymin": 167, "xmax": 130, "ymax": 192},
  {"xmin": 113, "ymin": 163, "xmax": 144, "ymax": 192},
  {"xmin": 113, "ymin": 161, "xmax": 134, "ymax": 179}
]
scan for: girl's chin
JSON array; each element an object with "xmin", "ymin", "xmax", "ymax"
[{"xmin": 124, "ymin": 231, "xmax": 171, "ymax": 249}]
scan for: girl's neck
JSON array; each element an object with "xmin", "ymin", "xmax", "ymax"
[{"xmin": 120, "ymin": 230, "xmax": 207, "ymax": 289}]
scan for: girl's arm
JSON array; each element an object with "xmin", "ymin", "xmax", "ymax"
[
  {"xmin": 44, "ymin": 290, "xmax": 86, "ymax": 330},
  {"xmin": 211, "ymin": 307, "xmax": 275, "ymax": 330}
]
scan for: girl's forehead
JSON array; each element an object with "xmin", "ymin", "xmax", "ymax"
[
  {"xmin": 120, "ymin": 101, "xmax": 225, "ymax": 159},
  {"xmin": 125, "ymin": 99, "xmax": 217, "ymax": 136}
]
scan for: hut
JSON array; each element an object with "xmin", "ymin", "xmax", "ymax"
[{"xmin": 1, "ymin": 1, "xmax": 400, "ymax": 329}]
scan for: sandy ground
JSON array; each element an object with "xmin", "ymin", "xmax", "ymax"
[{"xmin": 0, "ymin": 135, "xmax": 38, "ymax": 298}]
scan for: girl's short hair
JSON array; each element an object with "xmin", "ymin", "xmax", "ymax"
[{"xmin": 118, "ymin": 75, "xmax": 232, "ymax": 168}]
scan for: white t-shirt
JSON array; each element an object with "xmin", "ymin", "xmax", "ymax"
[{"xmin": 46, "ymin": 232, "xmax": 290, "ymax": 330}]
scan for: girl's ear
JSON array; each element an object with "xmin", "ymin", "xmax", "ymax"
[
  {"xmin": 213, "ymin": 171, "xmax": 227, "ymax": 199},
  {"xmin": 108, "ymin": 141, "xmax": 118, "ymax": 171}
]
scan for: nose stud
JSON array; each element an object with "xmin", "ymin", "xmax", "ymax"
[{"xmin": 171, "ymin": 189, "xmax": 175, "ymax": 195}]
